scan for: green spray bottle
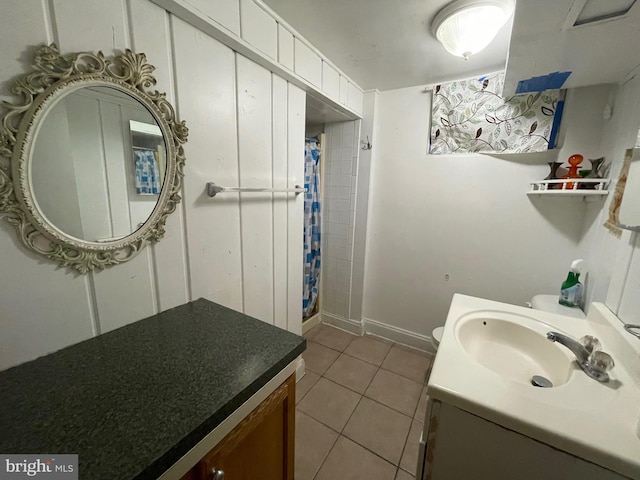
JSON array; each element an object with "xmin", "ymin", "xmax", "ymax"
[{"xmin": 559, "ymin": 259, "xmax": 584, "ymax": 308}]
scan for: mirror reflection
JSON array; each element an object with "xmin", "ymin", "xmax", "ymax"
[
  {"xmin": 618, "ymin": 147, "xmax": 640, "ymax": 231},
  {"xmin": 30, "ymin": 86, "xmax": 166, "ymax": 242}
]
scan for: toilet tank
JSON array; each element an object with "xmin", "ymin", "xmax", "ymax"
[{"xmin": 530, "ymin": 294, "xmax": 585, "ymax": 319}]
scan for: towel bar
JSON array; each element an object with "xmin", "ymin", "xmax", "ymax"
[{"xmin": 206, "ymin": 182, "xmax": 305, "ymax": 198}]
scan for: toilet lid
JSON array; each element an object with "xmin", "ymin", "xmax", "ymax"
[{"xmin": 433, "ymin": 326, "xmax": 444, "ymax": 343}]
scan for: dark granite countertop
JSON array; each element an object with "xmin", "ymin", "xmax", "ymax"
[{"xmin": 0, "ymin": 298, "xmax": 306, "ymax": 480}]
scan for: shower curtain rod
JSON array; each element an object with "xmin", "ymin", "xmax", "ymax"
[{"xmin": 206, "ymin": 182, "xmax": 306, "ymax": 198}]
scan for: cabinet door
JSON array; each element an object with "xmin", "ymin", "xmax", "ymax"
[{"xmin": 198, "ymin": 374, "xmax": 295, "ymax": 480}]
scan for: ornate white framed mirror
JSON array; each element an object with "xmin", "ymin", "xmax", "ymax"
[{"xmin": 0, "ymin": 44, "xmax": 188, "ymax": 273}]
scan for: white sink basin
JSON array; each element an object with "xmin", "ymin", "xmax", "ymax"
[
  {"xmin": 455, "ymin": 311, "xmax": 573, "ymax": 387},
  {"xmin": 427, "ymin": 295, "xmax": 640, "ymax": 479}
]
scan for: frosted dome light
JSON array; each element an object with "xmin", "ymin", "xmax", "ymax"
[{"xmin": 432, "ymin": 0, "xmax": 515, "ymax": 60}]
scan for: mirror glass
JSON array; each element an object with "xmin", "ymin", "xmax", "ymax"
[
  {"xmin": 30, "ymin": 86, "xmax": 166, "ymax": 242},
  {"xmin": 0, "ymin": 44, "xmax": 187, "ymax": 272},
  {"xmin": 618, "ymin": 147, "xmax": 640, "ymax": 231}
]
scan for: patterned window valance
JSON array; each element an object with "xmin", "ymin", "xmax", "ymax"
[{"xmin": 429, "ymin": 72, "xmax": 563, "ymax": 155}]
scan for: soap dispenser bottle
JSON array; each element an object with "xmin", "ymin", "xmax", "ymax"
[{"xmin": 559, "ymin": 259, "xmax": 584, "ymax": 308}]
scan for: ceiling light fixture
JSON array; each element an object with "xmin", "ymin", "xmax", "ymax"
[{"xmin": 431, "ymin": 0, "xmax": 515, "ymax": 60}]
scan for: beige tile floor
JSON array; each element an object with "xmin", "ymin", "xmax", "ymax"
[{"xmin": 296, "ymin": 323, "xmax": 435, "ymax": 480}]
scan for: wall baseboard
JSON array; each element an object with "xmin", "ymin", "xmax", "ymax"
[
  {"xmin": 363, "ymin": 316, "xmax": 435, "ymax": 355},
  {"xmin": 319, "ymin": 311, "xmax": 436, "ymax": 355},
  {"xmin": 295, "ymin": 356, "xmax": 306, "ymax": 382},
  {"xmin": 302, "ymin": 312, "xmax": 322, "ymax": 335},
  {"xmin": 321, "ymin": 312, "xmax": 363, "ymax": 335}
]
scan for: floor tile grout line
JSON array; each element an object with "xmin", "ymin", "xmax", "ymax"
[
  {"xmin": 295, "ymin": 372, "xmax": 321, "ymax": 406},
  {"xmin": 301, "ymin": 375, "xmax": 416, "ymax": 434},
  {"xmin": 316, "ymin": 343, "xmax": 422, "ymax": 412},
  {"xmin": 340, "ymin": 346, "xmax": 392, "ymax": 367},
  {"xmin": 302, "ymin": 328, "xmax": 428, "ymax": 478},
  {"xmin": 306, "ymin": 376, "xmax": 365, "ymax": 403},
  {"xmin": 309, "ymin": 392, "xmax": 364, "ymax": 479},
  {"xmin": 361, "ymin": 368, "xmax": 422, "ymax": 418},
  {"xmin": 339, "ymin": 409, "xmax": 412, "ymax": 466},
  {"xmin": 308, "ymin": 324, "xmax": 359, "ymax": 352},
  {"xmin": 312, "ymin": 351, "xmax": 391, "ymax": 477},
  {"xmin": 302, "ymin": 411, "xmax": 412, "ymax": 472},
  {"xmin": 335, "ymin": 431, "xmax": 403, "ymax": 474},
  {"xmin": 395, "ymin": 416, "xmax": 417, "ymax": 476},
  {"xmin": 309, "ymin": 428, "xmax": 340, "ymax": 480},
  {"xmin": 396, "ymin": 359, "xmax": 433, "ymax": 478},
  {"xmin": 361, "ymin": 392, "xmax": 421, "ymax": 419},
  {"xmin": 378, "ymin": 367, "xmax": 429, "ymax": 385},
  {"xmin": 305, "ymin": 336, "xmax": 391, "ymax": 377},
  {"xmin": 303, "ymin": 356, "xmax": 427, "ymax": 415},
  {"xmin": 333, "ymin": 346, "xmax": 410, "ymax": 469}
]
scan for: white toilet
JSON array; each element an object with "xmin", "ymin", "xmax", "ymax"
[
  {"xmin": 431, "ymin": 326, "xmax": 444, "ymax": 351},
  {"xmin": 430, "ymin": 294, "xmax": 584, "ymax": 352},
  {"xmin": 529, "ymin": 294, "xmax": 585, "ymax": 319}
]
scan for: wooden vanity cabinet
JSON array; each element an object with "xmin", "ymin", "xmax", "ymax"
[{"xmin": 181, "ymin": 374, "xmax": 296, "ymax": 480}]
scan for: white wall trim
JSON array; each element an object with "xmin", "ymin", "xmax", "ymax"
[
  {"xmin": 301, "ymin": 312, "xmax": 321, "ymax": 334},
  {"xmin": 295, "ymin": 356, "xmax": 305, "ymax": 382},
  {"xmin": 363, "ymin": 316, "xmax": 435, "ymax": 354},
  {"xmin": 321, "ymin": 311, "xmax": 363, "ymax": 335},
  {"xmin": 320, "ymin": 309, "xmax": 438, "ymax": 354},
  {"xmin": 251, "ymin": 0, "xmax": 362, "ymax": 90},
  {"xmin": 152, "ymin": 0, "xmax": 362, "ymax": 119}
]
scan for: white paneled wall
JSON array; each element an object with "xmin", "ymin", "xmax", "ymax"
[
  {"xmin": 0, "ymin": 0, "xmax": 304, "ymax": 370},
  {"xmin": 294, "ymin": 39, "xmax": 322, "ymax": 88},
  {"xmin": 240, "ymin": 0, "xmax": 277, "ymax": 59},
  {"xmin": 154, "ymin": 0, "xmax": 364, "ymax": 117},
  {"xmin": 185, "ymin": 0, "xmax": 240, "ymax": 34},
  {"xmin": 277, "ymin": 25, "xmax": 294, "ymax": 70},
  {"xmin": 321, "ymin": 121, "xmax": 361, "ymax": 327}
]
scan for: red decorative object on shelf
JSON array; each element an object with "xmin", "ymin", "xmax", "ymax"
[{"xmin": 564, "ymin": 154, "xmax": 583, "ymax": 189}]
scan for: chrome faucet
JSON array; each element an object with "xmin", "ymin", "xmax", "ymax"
[
  {"xmin": 624, "ymin": 324, "xmax": 640, "ymax": 340},
  {"xmin": 546, "ymin": 332, "xmax": 614, "ymax": 383}
]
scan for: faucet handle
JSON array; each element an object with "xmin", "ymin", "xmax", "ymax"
[
  {"xmin": 589, "ymin": 350, "xmax": 615, "ymax": 375},
  {"xmin": 580, "ymin": 335, "xmax": 601, "ymax": 354}
]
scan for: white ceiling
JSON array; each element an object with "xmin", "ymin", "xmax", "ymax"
[
  {"xmin": 264, "ymin": 0, "xmax": 640, "ymax": 125},
  {"xmin": 261, "ymin": 0, "xmax": 514, "ymax": 92}
]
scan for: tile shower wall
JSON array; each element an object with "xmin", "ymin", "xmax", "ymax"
[{"xmin": 321, "ymin": 121, "xmax": 361, "ymax": 324}]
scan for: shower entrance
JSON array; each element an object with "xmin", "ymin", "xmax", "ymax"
[
  {"xmin": 301, "ymin": 93, "xmax": 362, "ymax": 334},
  {"xmin": 302, "ymin": 135, "xmax": 322, "ymax": 323}
]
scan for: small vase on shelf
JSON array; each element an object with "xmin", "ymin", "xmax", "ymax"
[
  {"xmin": 587, "ymin": 157, "xmax": 605, "ymax": 178},
  {"xmin": 544, "ymin": 162, "xmax": 563, "ymax": 190},
  {"xmin": 581, "ymin": 157, "xmax": 605, "ymax": 189},
  {"xmin": 564, "ymin": 154, "xmax": 583, "ymax": 189}
]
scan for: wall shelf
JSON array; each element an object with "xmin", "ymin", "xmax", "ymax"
[
  {"xmin": 528, "ymin": 178, "xmax": 609, "ymax": 197},
  {"xmin": 527, "ymin": 190, "xmax": 608, "ymax": 197}
]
